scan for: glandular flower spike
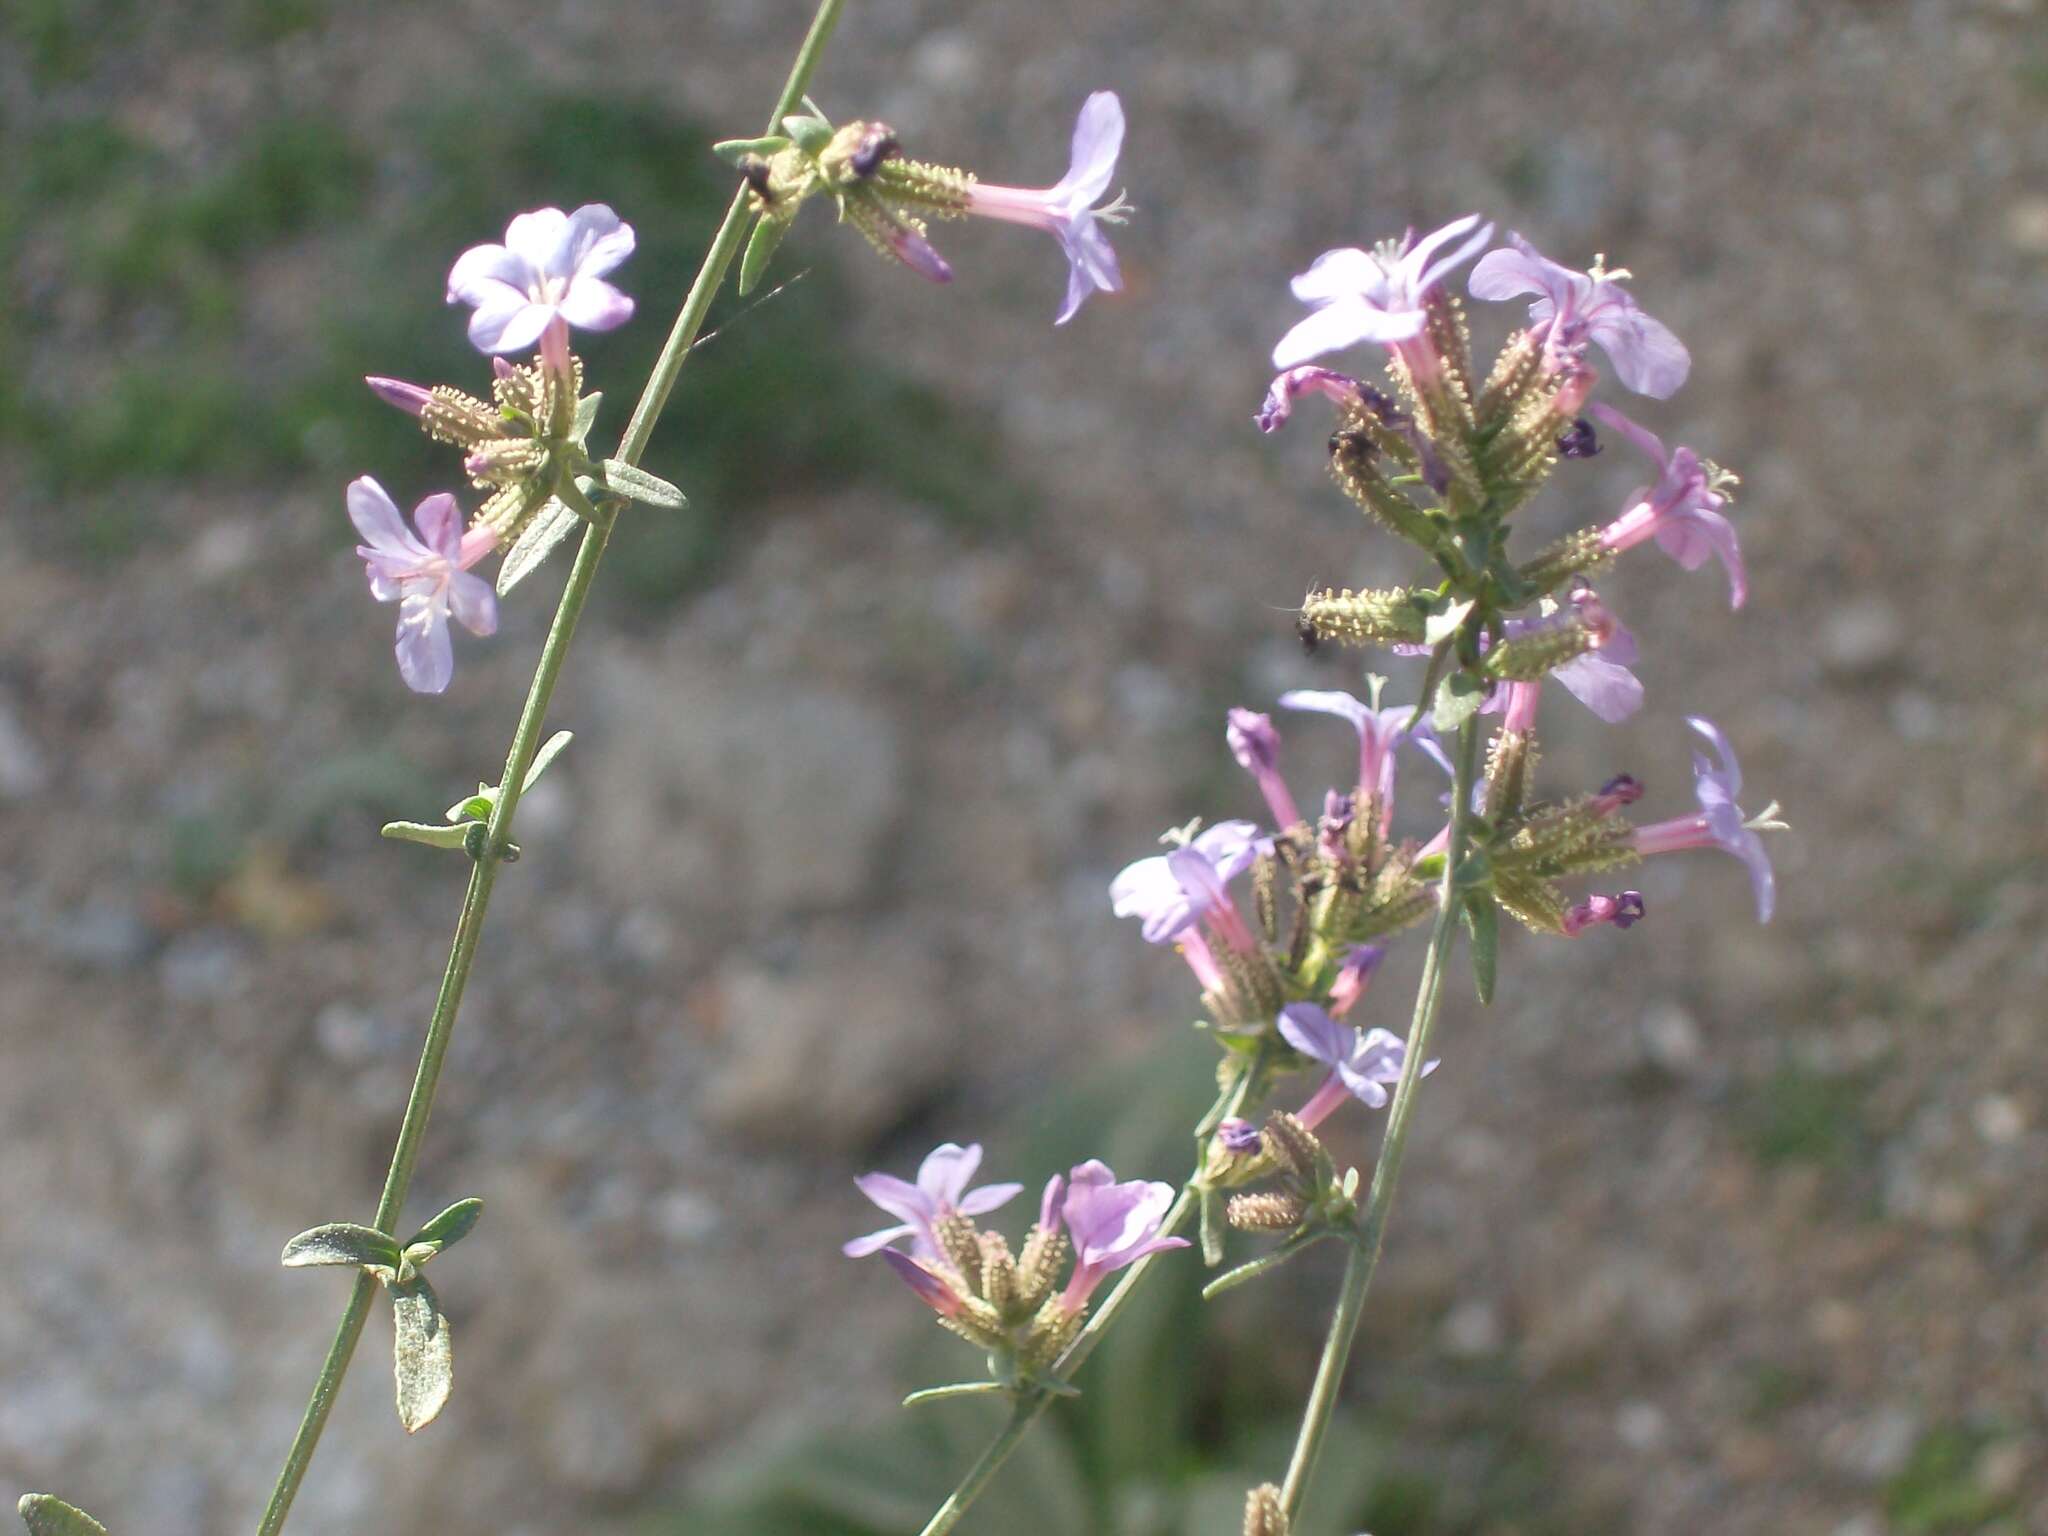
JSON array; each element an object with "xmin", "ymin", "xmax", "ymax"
[
  {"xmin": 933, "ymin": 1213, "xmax": 985, "ymax": 1293},
  {"xmin": 1244, "ymin": 1484, "xmax": 1289, "ymax": 1536},
  {"xmin": 1299, "ymin": 585, "xmax": 1428, "ymax": 650},
  {"xmin": 1015, "ymin": 1224, "xmax": 1069, "ymax": 1310},
  {"xmin": 421, "ymin": 386, "xmax": 507, "ymax": 450},
  {"xmin": 1226, "ymin": 1192, "xmax": 1307, "ymax": 1232}
]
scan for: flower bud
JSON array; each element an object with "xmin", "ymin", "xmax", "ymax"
[{"xmin": 1226, "ymin": 1192, "xmax": 1307, "ymax": 1232}]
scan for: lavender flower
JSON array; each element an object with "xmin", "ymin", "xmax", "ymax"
[
  {"xmin": 1110, "ymin": 821, "xmax": 1268, "ymax": 944},
  {"xmin": 1271, "ymin": 214, "xmax": 1495, "ymax": 378},
  {"xmin": 347, "ymin": 477, "xmax": 498, "ymax": 694},
  {"xmin": 1228, "ymin": 708, "xmax": 1302, "ymax": 828},
  {"xmin": 1467, "ymin": 233, "xmax": 1690, "ymax": 399},
  {"xmin": 843, "ymin": 1141, "xmax": 1024, "ymax": 1260},
  {"xmin": 1277, "ymin": 689, "xmax": 1429, "ymax": 822},
  {"xmin": 445, "ymin": 204, "xmax": 636, "ymax": 356},
  {"xmin": 1276, "ymin": 1003, "xmax": 1432, "ymax": 1128},
  {"xmin": 962, "ymin": 91, "xmax": 1128, "ymax": 324},
  {"xmin": 1495, "ymin": 588, "xmax": 1645, "ymax": 724},
  {"xmin": 1047, "ymin": 1160, "xmax": 1188, "ymax": 1311},
  {"xmin": 1590, "ymin": 403, "xmax": 1747, "ymax": 608},
  {"xmin": 1631, "ymin": 717, "xmax": 1783, "ymax": 923}
]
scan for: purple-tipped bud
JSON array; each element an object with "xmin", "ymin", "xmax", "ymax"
[
  {"xmin": 1216, "ymin": 1117, "xmax": 1264, "ymax": 1154},
  {"xmin": 1556, "ymin": 418, "xmax": 1600, "ymax": 458},
  {"xmin": 889, "ymin": 224, "xmax": 955, "ymax": 284},
  {"xmin": 1255, "ymin": 366, "xmax": 1366, "ymax": 433},
  {"xmin": 1227, "ymin": 708, "xmax": 1301, "ymax": 828},
  {"xmin": 365, "ymin": 376, "xmax": 432, "ymax": 417},
  {"xmin": 879, "ymin": 1248, "xmax": 966, "ymax": 1316},
  {"xmin": 1591, "ymin": 773, "xmax": 1645, "ymax": 817},
  {"xmin": 1562, "ymin": 890, "xmax": 1646, "ymax": 936},
  {"xmin": 1326, "ymin": 944, "xmax": 1386, "ymax": 1017}
]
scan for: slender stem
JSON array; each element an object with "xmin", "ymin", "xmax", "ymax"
[
  {"xmin": 1277, "ymin": 712, "xmax": 1481, "ymax": 1524},
  {"xmin": 250, "ymin": 10, "xmax": 845, "ymax": 1535},
  {"xmin": 915, "ymin": 1070, "xmax": 1257, "ymax": 1536}
]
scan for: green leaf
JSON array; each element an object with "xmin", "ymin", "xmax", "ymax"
[
  {"xmin": 738, "ymin": 214, "xmax": 790, "ymax": 296},
  {"xmin": 781, "ymin": 113, "xmax": 833, "ymax": 154},
  {"xmin": 901, "ymin": 1381, "xmax": 1009, "ymax": 1408},
  {"xmin": 1462, "ymin": 894, "xmax": 1499, "ymax": 1006},
  {"xmin": 1198, "ymin": 1185, "xmax": 1224, "ymax": 1266},
  {"xmin": 1201, "ymin": 1233, "xmax": 1327, "ymax": 1300},
  {"xmin": 570, "ymin": 391, "xmax": 602, "ymax": 448},
  {"xmin": 380, "ymin": 820, "xmax": 474, "ymax": 851},
  {"xmin": 405, "ymin": 1196, "xmax": 483, "ymax": 1260},
  {"xmin": 18, "ymin": 1496, "xmax": 107, "ymax": 1536},
  {"xmin": 496, "ymin": 497, "xmax": 579, "ymax": 595},
  {"xmin": 1423, "ymin": 596, "xmax": 1475, "ymax": 645},
  {"xmin": 1432, "ymin": 669, "xmax": 1486, "ymax": 731},
  {"xmin": 391, "ymin": 1275, "xmax": 454, "ymax": 1433},
  {"xmin": 443, "ymin": 789, "xmax": 493, "ymax": 824},
  {"xmin": 521, "ymin": 730, "xmax": 573, "ymax": 793},
  {"xmin": 281, "ymin": 1222, "xmax": 404, "ymax": 1273},
  {"xmin": 712, "ymin": 134, "xmax": 791, "ymax": 164},
  {"xmin": 555, "ymin": 473, "xmax": 604, "ymax": 523},
  {"xmin": 599, "ymin": 458, "xmax": 688, "ymax": 511},
  {"xmin": 1451, "ymin": 846, "xmax": 1494, "ymax": 889}
]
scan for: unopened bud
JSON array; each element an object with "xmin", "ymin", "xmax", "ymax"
[
  {"xmin": 464, "ymin": 437, "xmax": 548, "ymax": 486},
  {"xmin": 1261, "ymin": 1112, "xmax": 1323, "ymax": 1185},
  {"xmin": 1018, "ymin": 1294, "xmax": 1084, "ymax": 1370},
  {"xmin": 1226, "ymin": 1192, "xmax": 1307, "ymax": 1232}
]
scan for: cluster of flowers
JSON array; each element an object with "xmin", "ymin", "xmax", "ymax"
[
  {"xmin": 844, "ymin": 1144, "xmax": 1185, "ymax": 1381},
  {"xmin": 349, "ymin": 204, "xmax": 640, "ymax": 692}
]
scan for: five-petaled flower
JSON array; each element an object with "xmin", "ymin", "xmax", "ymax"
[
  {"xmin": 1110, "ymin": 821, "xmax": 1268, "ymax": 944},
  {"xmin": 446, "ymin": 204, "xmax": 637, "ymax": 358},
  {"xmin": 1045, "ymin": 1159, "xmax": 1188, "ymax": 1312},
  {"xmin": 1276, "ymin": 1002, "xmax": 1433, "ymax": 1128},
  {"xmin": 1271, "ymin": 214, "xmax": 1495, "ymax": 379},
  {"xmin": 1591, "ymin": 403, "xmax": 1747, "ymax": 608},
  {"xmin": 1468, "ymin": 233, "xmax": 1690, "ymax": 399},
  {"xmin": 843, "ymin": 1141, "xmax": 1024, "ymax": 1261},
  {"xmin": 1631, "ymin": 717, "xmax": 1783, "ymax": 923},
  {"xmin": 963, "ymin": 91, "xmax": 1129, "ymax": 325},
  {"xmin": 347, "ymin": 477, "xmax": 499, "ymax": 694}
]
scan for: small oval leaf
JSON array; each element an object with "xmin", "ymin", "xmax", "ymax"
[
  {"xmin": 520, "ymin": 732, "xmax": 572, "ymax": 794},
  {"xmin": 281, "ymin": 1222, "xmax": 404, "ymax": 1272},
  {"xmin": 738, "ymin": 215, "xmax": 791, "ymax": 297},
  {"xmin": 712, "ymin": 134, "xmax": 791, "ymax": 164},
  {"xmin": 391, "ymin": 1276, "xmax": 454, "ymax": 1433},
  {"xmin": 406, "ymin": 1196, "xmax": 484, "ymax": 1258},
  {"xmin": 497, "ymin": 498, "xmax": 580, "ymax": 595},
  {"xmin": 381, "ymin": 821, "xmax": 475, "ymax": 851},
  {"xmin": 19, "ymin": 1496, "xmax": 107, "ymax": 1536},
  {"xmin": 598, "ymin": 459, "xmax": 687, "ymax": 511}
]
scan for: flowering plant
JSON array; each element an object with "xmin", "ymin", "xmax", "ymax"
[{"xmin": 11, "ymin": 12, "xmax": 1782, "ymax": 1536}]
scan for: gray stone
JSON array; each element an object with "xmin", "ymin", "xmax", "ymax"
[{"xmin": 699, "ymin": 925, "xmax": 953, "ymax": 1150}]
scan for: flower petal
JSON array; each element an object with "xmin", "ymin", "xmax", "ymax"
[
  {"xmin": 1590, "ymin": 306, "xmax": 1691, "ymax": 399},
  {"xmin": 558, "ymin": 275, "xmax": 636, "ymax": 332},
  {"xmin": 841, "ymin": 1222, "xmax": 916, "ymax": 1257},
  {"xmin": 347, "ymin": 476, "xmax": 420, "ymax": 556},
  {"xmin": 957, "ymin": 1182, "xmax": 1025, "ymax": 1216},
  {"xmin": 1656, "ymin": 507, "xmax": 1748, "ymax": 608},
  {"xmin": 502, "ymin": 207, "xmax": 570, "ymax": 272},
  {"xmin": 560, "ymin": 204, "xmax": 635, "ymax": 279},
  {"xmin": 1684, "ymin": 716, "xmax": 1743, "ymax": 801},
  {"xmin": 1467, "ymin": 244, "xmax": 1553, "ymax": 303},
  {"xmin": 1588, "ymin": 402, "xmax": 1669, "ymax": 469},
  {"xmin": 1552, "ymin": 652, "xmax": 1644, "ymax": 723},
  {"xmin": 411, "ymin": 492, "xmax": 465, "ymax": 560},
  {"xmin": 1405, "ymin": 214, "xmax": 1494, "ymax": 294},
  {"xmin": 1277, "ymin": 1002, "xmax": 1351, "ymax": 1069},
  {"xmin": 918, "ymin": 1142, "xmax": 983, "ymax": 1204},
  {"xmin": 853, "ymin": 1171, "xmax": 934, "ymax": 1228},
  {"xmin": 1288, "ymin": 248, "xmax": 1385, "ymax": 305},
  {"xmin": 394, "ymin": 594, "xmax": 453, "ymax": 694},
  {"xmin": 469, "ymin": 296, "xmax": 557, "ymax": 355},
  {"xmin": 446, "ymin": 570, "xmax": 498, "ymax": 637},
  {"xmin": 1059, "ymin": 91, "xmax": 1125, "ymax": 205},
  {"xmin": 447, "ymin": 244, "xmax": 533, "ymax": 306}
]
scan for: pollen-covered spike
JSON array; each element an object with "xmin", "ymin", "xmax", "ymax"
[
  {"xmin": 936, "ymin": 1294, "xmax": 1011, "ymax": 1352},
  {"xmin": 1475, "ymin": 327, "xmax": 1545, "ymax": 432},
  {"xmin": 1299, "ymin": 585, "xmax": 1429, "ymax": 650},
  {"xmin": 421, "ymin": 386, "xmax": 505, "ymax": 449},
  {"xmin": 1484, "ymin": 728, "xmax": 1536, "ymax": 822},
  {"xmin": 475, "ymin": 481, "xmax": 552, "ymax": 543},
  {"xmin": 1326, "ymin": 428, "xmax": 1444, "ymax": 548},
  {"xmin": 1517, "ymin": 527, "xmax": 1612, "ymax": 593},
  {"xmin": 1019, "ymin": 1295, "xmax": 1084, "ymax": 1369},
  {"xmin": 977, "ymin": 1232, "xmax": 1019, "ymax": 1312},
  {"xmin": 1015, "ymin": 1224, "xmax": 1069, "ymax": 1309},
  {"xmin": 933, "ymin": 1213, "xmax": 984, "ymax": 1293},
  {"xmin": 1226, "ymin": 1191, "xmax": 1307, "ymax": 1232},
  {"xmin": 1490, "ymin": 869, "xmax": 1574, "ymax": 935},
  {"xmin": 1482, "ymin": 620, "xmax": 1602, "ymax": 683},
  {"xmin": 1252, "ymin": 852, "xmax": 1280, "ymax": 944},
  {"xmin": 1217, "ymin": 942, "xmax": 1283, "ymax": 1025},
  {"xmin": 1347, "ymin": 874, "xmax": 1437, "ymax": 943},
  {"xmin": 465, "ymin": 438, "xmax": 548, "ymax": 488},
  {"xmin": 539, "ymin": 352, "xmax": 583, "ymax": 440},
  {"xmin": 868, "ymin": 156, "xmax": 977, "ymax": 217},
  {"xmin": 1244, "ymin": 1484, "xmax": 1290, "ymax": 1536},
  {"xmin": 1421, "ymin": 289, "xmax": 1475, "ymax": 419},
  {"xmin": 1261, "ymin": 1112, "xmax": 1323, "ymax": 1184},
  {"xmin": 1310, "ymin": 874, "xmax": 1365, "ymax": 947}
]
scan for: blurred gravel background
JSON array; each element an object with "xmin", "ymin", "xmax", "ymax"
[{"xmin": 3, "ymin": 1, "xmax": 2047, "ymax": 1533}]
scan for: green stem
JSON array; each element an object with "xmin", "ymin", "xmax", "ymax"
[
  {"xmin": 250, "ymin": 9, "xmax": 845, "ymax": 1535},
  {"xmin": 1277, "ymin": 711, "xmax": 1480, "ymax": 1525},
  {"xmin": 914, "ymin": 1070, "xmax": 1257, "ymax": 1536}
]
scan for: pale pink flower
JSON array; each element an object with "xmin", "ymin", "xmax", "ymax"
[
  {"xmin": 347, "ymin": 477, "xmax": 498, "ymax": 694},
  {"xmin": 446, "ymin": 204, "xmax": 636, "ymax": 355}
]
